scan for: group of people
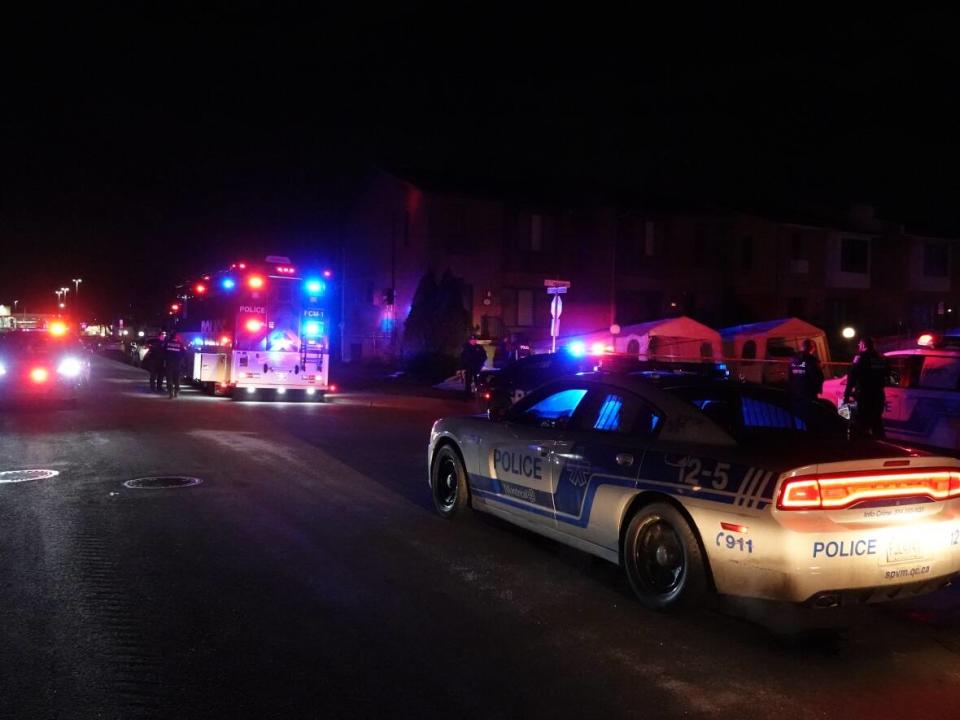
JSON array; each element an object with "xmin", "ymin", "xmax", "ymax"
[
  {"xmin": 141, "ymin": 332, "xmax": 187, "ymax": 399},
  {"xmin": 788, "ymin": 336, "xmax": 888, "ymax": 439}
]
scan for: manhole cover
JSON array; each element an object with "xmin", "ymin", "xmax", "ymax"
[
  {"xmin": 124, "ymin": 476, "xmax": 203, "ymax": 489},
  {"xmin": 0, "ymin": 469, "xmax": 60, "ymax": 484}
]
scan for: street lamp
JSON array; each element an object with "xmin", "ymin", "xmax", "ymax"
[
  {"xmin": 841, "ymin": 326, "xmax": 856, "ymax": 340},
  {"xmin": 72, "ymin": 278, "xmax": 82, "ymax": 296}
]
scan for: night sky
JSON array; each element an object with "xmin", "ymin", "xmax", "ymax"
[{"xmin": 3, "ymin": 6, "xmax": 960, "ymax": 320}]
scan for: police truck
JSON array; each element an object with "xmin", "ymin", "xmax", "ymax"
[{"xmin": 172, "ymin": 256, "xmax": 332, "ymax": 400}]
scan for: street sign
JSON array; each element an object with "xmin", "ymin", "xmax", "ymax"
[{"xmin": 544, "ymin": 279, "xmax": 571, "ymax": 290}]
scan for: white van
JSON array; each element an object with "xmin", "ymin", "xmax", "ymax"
[{"xmin": 821, "ymin": 342, "xmax": 960, "ymax": 452}]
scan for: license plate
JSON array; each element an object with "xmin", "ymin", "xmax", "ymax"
[{"xmin": 886, "ymin": 536, "xmax": 927, "ymax": 564}]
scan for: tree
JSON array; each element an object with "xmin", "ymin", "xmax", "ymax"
[{"xmin": 403, "ymin": 269, "xmax": 471, "ymax": 357}]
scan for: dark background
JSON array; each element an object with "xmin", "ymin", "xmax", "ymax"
[{"xmin": 3, "ymin": 6, "xmax": 960, "ymax": 319}]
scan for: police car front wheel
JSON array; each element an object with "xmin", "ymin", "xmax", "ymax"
[
  {"xmin": 431, "ymin": 445, "xmax": 470, "ymax": 518},
  {"xmin": 623, "ymin": 503, "xmax": 707, "ymax": 611}
]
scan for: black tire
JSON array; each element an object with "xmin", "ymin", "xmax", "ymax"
[
  {"xmin": 622, "ymin": 502, "xmax": 707, "ymax": 611},
  {"xmin": 430, "ymin": 444, "xmax": 470, "ymax": 518}
]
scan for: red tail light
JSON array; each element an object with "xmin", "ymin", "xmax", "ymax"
[{"xmin": 778, "ymin": 468, "xmax": 960, "ymax": 510}]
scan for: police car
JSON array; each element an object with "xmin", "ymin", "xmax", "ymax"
[
  {"xmin": 429, "ymin": 373, "xmax": 960, "ymax": 610},
  {"xmin": 0, "ymin": 326, "xmax": 91, "ymax": 403},
  {"xmin": 821, "ymin": 334, "xmax": 960, "ymax": 452}
]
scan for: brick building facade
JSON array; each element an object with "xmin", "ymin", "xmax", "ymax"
[{"xmin": 340, "ymin": 171, "xmax": 958, "ymax": 361}]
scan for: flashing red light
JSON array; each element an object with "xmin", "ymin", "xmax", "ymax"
[
  {"xmin": 30, "ymin": 367, "xmax": 49, "ymax": 383},
  {"xmin": 194, "ymin": 283, "xmax": 207, "ymax": 295},
  {"xmin": 777, "ymin": 468, "xmax": 960, "ymax": 510},
  {"xmin": 245, "ymin": 319, "xmax": 264, "ymax": 333},
  {"xmin": 170, "ymin": 303, "xmax": 180, "ymax": 312},
  {"xmin": 248, "ymin": 275, "xmax": 265, "ymax": 289},
  {"xmin": 917, "ymin": 333, "xmax": 936, "ymax": 347},
  {"xmin": 219, "ymin": 335, "xmax": 232, "ymax": 346},
  {"xmin": 238, "ymin": 262, "xmax": 247, "ymax": 269},
  {"xmin": 48, "ymin": 321, "xmax": 67, "ymax": 336},
  {"xmin": 323, "ymin": 269, "xmax": 333, "ymax": 278},
  {"xmin": 275, "ymin": 265, "xmax": 296, "ymax": 274},
  {"xmin": 328, "ymin": 384, "xmax": 337, "ymax": 392}
]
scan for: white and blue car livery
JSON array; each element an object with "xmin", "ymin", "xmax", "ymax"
[{"xmin": 429, "ymin": 374, "xmax": 960, "ymax": 611}]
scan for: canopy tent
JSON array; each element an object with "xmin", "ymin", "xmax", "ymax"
[
  {"xmin": 720, "ymin": 317, "xmax": 829, "ymax": 361},
  {"xmin": 614, "ymin": 316, "xmax": 722, "ymax": 360},
  {"xmin": 719, "ymin": 317, "xmax": 829, "ymax": 384}
]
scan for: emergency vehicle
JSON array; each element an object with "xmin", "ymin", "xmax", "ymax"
[
  {"xmin": 430, "ymin": 373, "xmax": 960, "ymax": 611},
  {"xmin": 821, "ymin": 333, "xmax": 960, "ymax": 452},
  {"xmin": 172, "ymin": 256, "xmax": 332, "ymax": 400}
]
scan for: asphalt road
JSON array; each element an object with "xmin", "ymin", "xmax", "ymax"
[{"xmin": 3, "ymin": 356, "xmax": 960, "ymax": 719}]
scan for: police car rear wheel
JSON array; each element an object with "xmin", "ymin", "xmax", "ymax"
[
  {"xmin": 623, "ymin": 503, "xmax": 706, "ymax": 611},
  {"xmin": 431, "ymin": 445, "xmax": 469, "ymax": 518}
]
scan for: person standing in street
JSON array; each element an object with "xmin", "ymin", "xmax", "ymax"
[
  {"xmin": 788, "ymin": 338, "xmax": 824, "ymax": 403},
  {"xmin": 459, "ymin": 336, "xmax": 487, "ymax": 398},
  {"xmin": 143, "ymin": 344, "xmax": 165, "ymax": 393},
  {"xmin": 163, "ymin": 332, "xmax": 186, "ymax": 399},
  {"xmin": 844, "ymin": 337, "xmax": 888, "ymax": 439}
]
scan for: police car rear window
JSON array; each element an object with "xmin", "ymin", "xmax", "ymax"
[{"xmin": 673, "ymin": 388, "xmax": 842, "ymax": 440}]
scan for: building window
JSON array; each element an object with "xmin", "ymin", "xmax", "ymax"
[
  {"xmin": 924, "ymin": 241, "xmax": 949, "ymax": 278},
  {"xmin": 530, "ymin": 213, "xmax": 543, "ymax": 252},
  {"xmin": 740, "ymin": 237, "xmax": 753, "ymax": 271},
  {"xmin": 517, "ymin": 289, "xmax": 534, "ymax": 327},
  {"xmin": 840, "ymin": 237, "xmax": 869, "ymax": 274}
]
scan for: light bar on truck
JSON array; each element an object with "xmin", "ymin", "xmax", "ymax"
[
  {"xmin": 305, "ymin": 279, "xmax": 326, "ymax": 295},
  {"xmin": 778, "ymin": 468, "xmax": 960, "ymax": 510}
]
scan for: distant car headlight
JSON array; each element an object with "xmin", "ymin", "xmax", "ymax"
[
  {"xmin": 57, "ymin": 357, "xmax": 83, "ymax": 378},
  {"xmin": 0, "ymin": 362, "xmax": 5, "ymax": 377}
]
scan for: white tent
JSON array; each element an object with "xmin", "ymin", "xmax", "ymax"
[
  {"xmin": 719, "ymin": 317, "xmax": 829, "ymax": 383},
  {"xmin": 720, "ymin": 317, "xmax": 829, "ymax": 361},
  {"xmin": 614, "ymin": 316, "xmax": 722, "ymax": 360}
]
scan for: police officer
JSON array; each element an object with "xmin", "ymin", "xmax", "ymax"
[
  {"xmin": 143, "ymin": 344, "xmax": 165, "ymax": 393},
  {"xmin": 844, "ymin": 337, "xmax": 888, "ymax": 439},
  {"xmin": 459, "ymin": 336, "xmax": 487, "ymax": 397},
  {"xmin": 788, "ymin": 339, "xmax": 824, "ymax": 403},
  {"xmin": 163, "ymin": 332, "xmax": 187, "ymax": 399}
]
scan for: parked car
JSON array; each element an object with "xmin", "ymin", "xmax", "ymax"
[
  {"xmin": 821, "ymin": 340, "xmax": 960, "ymax": 453},
  {"xmin": 429, "ymin": 372, "xmax": 960, "ymax": 611},
  {"xmin": 482, "ymin": 350, "xmax": 729, "ymax": 407}
]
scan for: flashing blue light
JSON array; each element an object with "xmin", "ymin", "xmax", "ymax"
[
  {"xmin": 305, "ymin": 278, "xmax": 326, "ymax": 295},
  {"xmin": 221, "ymin": 277, "xmax": 236, "ymax": 290},
  {"xmin": 567, "ymin": 341, "xmax": 586, "ymax": 358},
  {"xmin": 192, "ymin": 337, "xmax": 203, "ymax": 346},
  {"xmin": 304, "ymin": 320, "xmax": 323, "ymax": 338}
]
